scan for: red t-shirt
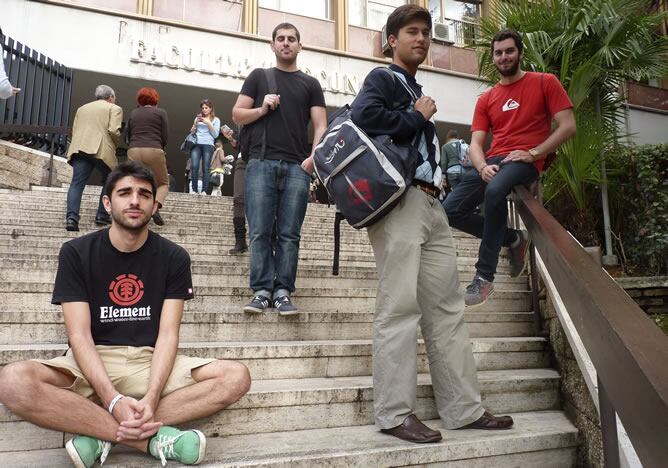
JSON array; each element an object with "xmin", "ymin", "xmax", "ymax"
[{"xmin": 471, "ymin": 72, "xmax": 573, "ymax": 172}]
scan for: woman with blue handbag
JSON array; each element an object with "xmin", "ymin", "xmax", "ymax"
[{"xmin": 190, "ymin": 99, "xmax": 221, "ymax": 194}]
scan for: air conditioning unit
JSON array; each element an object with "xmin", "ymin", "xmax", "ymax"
[
  {"xmin": 432, "ymin": 22, "xmax": 454, "ymax": 44},
  {"xmin": 381, "ymin": 25, "xmax": 390, "ymax": 55}
]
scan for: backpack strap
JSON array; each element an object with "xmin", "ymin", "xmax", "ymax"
[{"xmin": 258, "ymin": 68, "xmax": 279, "ymax": 160}]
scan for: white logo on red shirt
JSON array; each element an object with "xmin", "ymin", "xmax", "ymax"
[{"xmin": 502, "ymin": 99, "xmax": 520, "ymax": 112}]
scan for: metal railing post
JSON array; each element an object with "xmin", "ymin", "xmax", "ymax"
[
  {"xmin": 598, "ymin": 374, "xmax": 621, "ymax": 468},
  {"xmin": 47, "ymin": 133, "xmax": 55, "ymax": 187}
]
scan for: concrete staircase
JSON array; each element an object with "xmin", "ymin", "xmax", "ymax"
[{"xmin": 0, "ymin": 186, "xmax": 579, "ymax": 467}]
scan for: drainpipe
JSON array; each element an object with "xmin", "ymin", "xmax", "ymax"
[{"xmin": 595, "ymin": 88, "xmax": 618, "ymax": 266}]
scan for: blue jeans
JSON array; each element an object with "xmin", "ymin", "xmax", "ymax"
[
  {"xmin": 190, "ymin": 144, "xmax": 214, "ymax": 193},
  {"xmin": 245, "ymin": 158, "xmax": 310, "ymax": 297},
  {"xmin": 443, "ymin": 156, "xmax": 538, "ymax": 282},
  {"xmin": 66, "ymin": 153, "xmax": 111, "ymax": 222}
]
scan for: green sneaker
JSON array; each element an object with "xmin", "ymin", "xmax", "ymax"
[
  {"xmin": 149, "ymin": 426, "xmax": 206, "ymax": 466},
  {"xmin": 65, "ymin": 435, "xmax": 113, "ymax": 468}
]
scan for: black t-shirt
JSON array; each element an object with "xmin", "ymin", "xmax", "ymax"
[
  {"xmin": 52, "ymin": 229, "xmax": 194, "ymax": 347},
  {"xmin": 240, "ymin": 67, "xmax": 326, "ymax": 164}
]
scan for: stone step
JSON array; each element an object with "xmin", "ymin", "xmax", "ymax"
[
  {"xmin": 0, "ymin": 220, "xmax": 483, "ymax": 251},
  {"xmin": 0, "ymin": 369, "xmax": 561, "ymax": 452},
  {"xmin": 0, "ymin": 285, "xmax": 531, "ymax": 311},
  {"xmin": 0, "ymin": 234, "xmax": 497, "ymax": 257},
  {"xmin": 0, "ymin": 337, "xmax": 550, "ymax": 377},
  {"xmin": 0, "ymin": 264, "xmax": 524, "ymax": 289},
  {"xmin": 0, "ymin": 258, "xmax": 528, "ymax": 291},
  {"xmin": 1, "ymin": 411, "xmax": 578, "ymax": 467},
  {"xmin": 0, "ymin": 254, "xmax": 518, "ymax": 280},
  {"xmin": 0, "ymin": 309, "xmax": 537, "ymax": 344}
]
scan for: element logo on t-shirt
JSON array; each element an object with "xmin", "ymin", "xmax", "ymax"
[
  {"xmin": 502, "ymin": 99, "xmax": 520, "ymax": 112},
  {"xmin": 108, "ymin": 273, "xmax": 145, "ymax": 306}
]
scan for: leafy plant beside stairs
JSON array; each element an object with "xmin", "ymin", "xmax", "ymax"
[{"xmin": 606, "ymin": 143, "xmax": 668, "ymax": 275}]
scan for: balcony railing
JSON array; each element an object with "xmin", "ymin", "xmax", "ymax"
[{"xmin": 437, "ymin": 17, "xmax": 480, "ymax": 47}]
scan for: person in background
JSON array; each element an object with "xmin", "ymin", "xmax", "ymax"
[
  {"xmin": 0, "ymin": 28, "xmax": 20, "ymax": 99},
  {"xmin": 65, "ymin": 84, "xmax": 122, "ymax": 232},
  {"xmin": 126, "ymin": 87, "xmax": 169, "ymax": 225},
  {"xmin": 207, "ymin": 138, "xmax": 234, "ymax": 196},
  {"xmin": 440, "ymin": 129, "xmax": 471, "ymax": 191},
  {"xmin": 190, "ymin": 99, "xmax": 221, "ymax": 195},
  {"xmin": 223, "ymin": 125, "xmax": 248, "ymax": 255}
]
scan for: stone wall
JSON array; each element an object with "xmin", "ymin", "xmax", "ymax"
[
  {"xmin": 616, "ymin": 277, "xmax": 668, "ymax": 334},
  {"xmin": 540, "ymin": 297, "xmax": 603, "ymax": 467},
  {"xmin": 0, "ymin": 140, "xmax": 72, "ymax": 190}
]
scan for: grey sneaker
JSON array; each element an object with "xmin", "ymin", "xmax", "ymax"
[
  {"xmin": 508, "ymin": 230, "xmax": 529, "ymax": 277},
  {"xmin": 274, "ymin": 295, "xmax": 299, "ymax": 316},
  {"xmin": 243, "ymin": 295, "xmax": 270, "ymax": 314},
  {"xmin": 465, "ymin": 276, "xmax": 494, "ymax": 307}
]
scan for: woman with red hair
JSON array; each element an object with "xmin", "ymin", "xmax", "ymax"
[{"xmin": 126, "ymin": 87, "xmax": 170, "ymax": 225}]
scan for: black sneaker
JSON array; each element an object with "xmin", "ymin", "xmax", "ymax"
[
  {"xmin": 152, "ymin": 210, "xmax": 165, "ymax": 226},
  {"xmin": 65, "ymin": 219, "xmax": 79, "ymax": 232},
  {"xmin": 94, "ymin": 215, "xmax": 111, "ymax": 226},
  {"xmin": 508, "ymin": 230, "xmax": 529, "ymax": 277},
  {"xmin": 274, "ymin": 296, "xmax": 298, "ymax": 316},
  {"xmin": 243, "ymin": 295, "xmax": 270, "ymax": 314},
  {"xmin": 465, "ymin": 276, "xmax": 494, "ymax": 307}
]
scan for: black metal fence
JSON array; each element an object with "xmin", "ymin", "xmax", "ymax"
[{"xmin": 1, "ymin": 31, "xmax": 73, "ymax": 185}]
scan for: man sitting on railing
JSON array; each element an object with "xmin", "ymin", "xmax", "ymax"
[{"xmin": 443, "ymin": 28, "xmax": 576, "ymax": 307}]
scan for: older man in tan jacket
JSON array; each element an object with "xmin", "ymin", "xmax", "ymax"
[{"xmin": 65, "ymin": 85, "xmax": 122, "ymax": 231}]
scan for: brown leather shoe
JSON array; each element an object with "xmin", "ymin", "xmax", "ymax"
[
  {"xmin": 461, "ymin": 411, "xmax": 514, "ymax": 430},
  {"xmin": 380, "ymin": 414, "xmax": 442, "ymax": 443}
]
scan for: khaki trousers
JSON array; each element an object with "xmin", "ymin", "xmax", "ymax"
[
  {"xmin": 128, "ymin": 147, "xmax": 169, "ymax": 205},
  {"xmin": 367, "ymin": 186, "xmax": 484, "ymax": 429}
]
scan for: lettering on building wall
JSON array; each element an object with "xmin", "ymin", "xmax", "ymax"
[{"xmin": 127, "ymin": 31, "xmax": 362, "ymax": 96}]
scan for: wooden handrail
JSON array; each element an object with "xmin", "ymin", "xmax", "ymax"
[{"xmin": 513, "ymin": 185, "xmax": 668, "ymax": 466}]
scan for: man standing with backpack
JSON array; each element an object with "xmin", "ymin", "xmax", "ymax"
[
  {"xmin": 443, "ymin": 29, "xmax": 576, "ymax": 307},
  {"xmin": 440, "ymin": 129, "xmax": 471, "ymax": 190},
  {"xmin": 232, "ymin": 22, "xmax": 327, "ymax": 316},
  {"xmin": 345, "ymin": 5, "xmax": 513, "ymax": 443}
]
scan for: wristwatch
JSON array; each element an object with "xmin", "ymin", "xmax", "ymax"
[{"xmin": 528, "ymin": 148, "xmax": 540, "ymax": 161}]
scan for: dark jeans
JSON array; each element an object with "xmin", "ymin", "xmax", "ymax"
[
  {"xmin": 443, "ymin": 156, "xmax": 538, "ymax": 282},
  {"xmin": 232, "ymin": 158, "xmax": 246, "ymax": 219},
  {"xmin": 445, "ymin": 165, "xmax": 474, "ymax": 190},
  {"xmin": 245, "ymin": 158, "xmax": 310, "ymax": 298},
  {"xmin": 190, "ymin": 144, "xmax": 214, "ymax": 193},
  {"xmin": 66, "ymin": 153, "xmax": 111, "ymax": 222}
]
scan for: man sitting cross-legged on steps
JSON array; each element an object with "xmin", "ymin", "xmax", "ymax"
[{"xmin": 0, "ymin": 161, "xmax": 251, "ymax": 467}]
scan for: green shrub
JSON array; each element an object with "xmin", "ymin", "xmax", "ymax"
[{"xmin": 607, "ymin": 144, "xmax": 668, "ymax": 275}]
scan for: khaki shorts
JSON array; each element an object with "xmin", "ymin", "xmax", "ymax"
[{"xmin": 33, "ymin": 345, "xmax": 215, "ymax": 400}]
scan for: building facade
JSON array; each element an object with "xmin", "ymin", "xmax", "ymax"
[{"xmin": 4, "ymin": 0, "xmax": 667, "ymax": 188}]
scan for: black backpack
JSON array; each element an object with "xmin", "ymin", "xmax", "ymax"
[{"xmin": 313, "ymin": 67, "xmax": 420, "ymax": 230}]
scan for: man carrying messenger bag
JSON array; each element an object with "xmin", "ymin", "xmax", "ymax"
[{"xmin": 309, "ymin": 5, "xmax": 513, "ymax": 443}]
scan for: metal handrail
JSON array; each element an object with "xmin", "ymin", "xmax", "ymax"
[
  {"xmin": 1, "ymin": 33, "xmax": 72, "ymax": 186},
  {"xmin": 512, "ymin": 184, "xmax": 668, "ymax": 467}
]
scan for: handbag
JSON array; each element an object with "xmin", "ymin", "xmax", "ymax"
[{"xmin": 180, "ymin": 132, "xmax": 197, "ymax": 154}]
